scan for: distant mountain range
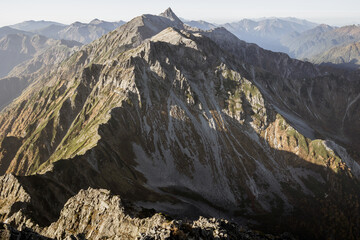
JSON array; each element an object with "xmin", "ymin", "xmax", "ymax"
[
  {"xmin": 1, "ymin": 16, "xmax": 360, "ymax": 81},
  {"xmin": 10, "ymin": 20, "xmax": 65, "ymax": 32},
  {"xmin": 0, "ymin": 18, "xmax": 125, "ymax": 79},
  {"xmin": 8, "ymin": 19, "xmax": 126, "ymax": 44},
  {"xmin": 185, "ymin": 17, "xmax": 318, "ymax": 53},
  {"xmin": 222, "ymin": 18, "xmax": 317, "ymax": 53},
  {"xmin": 185, "ymin": 19, "xmax": 360, "ymax": 69},
  {"xmin": 47, "ymin": 19, "xmax": 125, "ymax": 44}
]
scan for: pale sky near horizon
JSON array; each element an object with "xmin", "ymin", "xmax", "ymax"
[{"xmin": 0, "ymin": 0, "xmax": 359, "ymax": 27}]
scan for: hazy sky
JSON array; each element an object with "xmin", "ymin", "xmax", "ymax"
[{"xmin": 1, "ymin": 0, "xmax": 360, "ymax": 27}]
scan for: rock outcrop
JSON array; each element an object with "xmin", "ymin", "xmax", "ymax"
[{"xmin": 2, "ymin": 188, "xmax": 295, "ymax": 240}]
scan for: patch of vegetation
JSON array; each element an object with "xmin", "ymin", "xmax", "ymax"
[
  {"xmin": 310, "ymin": 140, "xmax": 329, "ymax": 159},
  {"xmin": 286, "ymin": 128, "xmax": 309, "ymax": 154},
  {"xmin": 225, "ymin": 69, "xmax": 235, "ymax": 81},
  {"xmin": 242, "ymin": 82, "xmax": 258, "ymax": 97},
  {"xmin": 277, "ymin": 115, "xmax": 286, "ymax": 130}
]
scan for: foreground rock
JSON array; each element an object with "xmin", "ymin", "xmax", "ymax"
[{"xmin": 2, "ymin": 188, "xmax": 294, "ymax": 240}]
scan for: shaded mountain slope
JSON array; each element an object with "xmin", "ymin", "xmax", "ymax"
[{"xmin": 0, "ymin": 76, "xmax": 29, "ymax": 111}]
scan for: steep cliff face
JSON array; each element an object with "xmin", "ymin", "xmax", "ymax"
[{"xmin": 0, "ymin": 9, "xmax": 359, "ymax": 240}]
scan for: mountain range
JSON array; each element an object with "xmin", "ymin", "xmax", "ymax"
[
  {"xmin": 0, "ymin": 18, "xmax": 126, "ymax": 97},
  {"xmin": 10, "ymin": 20, "xmax": 65, "ymax": 32},
  {"xmin": 10, "ymin": 19, "xmax": 126, "ymax": 44},
  {"xmin": 185, "ymin": 19, "xmax": 360, "ymax": 69},
  {"xmin": 184, "ymin": 17, "xmax": 318, "ymax": 53},
  {"xmin": 0, "ymin": 8, "xmax": 359, "ymax": 240},
  {"xmin": 3, "ymin": 15, "xmax": 360, "ymax": 71}
]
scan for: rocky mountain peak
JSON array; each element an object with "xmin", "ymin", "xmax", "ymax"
[
  {"xmin": 159, "ymin": 7, "xmax": 182, "ymax": 24},
  {"xmin": 89, "ymin": 18, "xmax": 102, "ymax": 25},
  {"xmin": 313, "ymin": 24, "xmax": 334, "ymax": 32},
  {"xmin": 71, "ymin": 21, "xmax": 85, "ymax": 27}
]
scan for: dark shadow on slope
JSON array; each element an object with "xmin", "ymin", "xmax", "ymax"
[
  {"xmin": 0, "ymin": 222, "xmax": 52, "ymax": 240},
  {"xmin": 317, "ymin": 60, "xmax": 360, "ymax": 70}
]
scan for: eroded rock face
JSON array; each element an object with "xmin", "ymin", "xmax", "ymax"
[{"xmin": 44, "ymin": 188, "xmax": 166, "ymax": 239}]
